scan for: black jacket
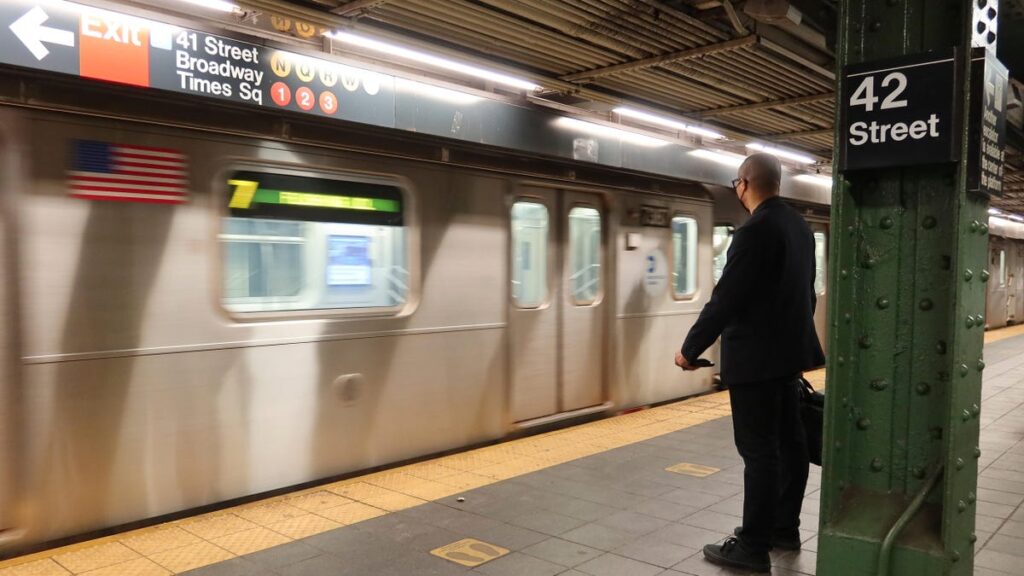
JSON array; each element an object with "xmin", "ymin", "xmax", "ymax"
[{"xmin": 682, "ymin": 196, "xmax": 826, "ymax": 385}]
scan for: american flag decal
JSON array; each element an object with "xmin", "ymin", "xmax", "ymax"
[{"xmin": 69, "ymin": 140, "xmax": 188, "ymax": 204}]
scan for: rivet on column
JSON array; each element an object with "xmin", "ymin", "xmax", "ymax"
[
  {"xmin": 870, "ymin": 458, "xmax": 884, "ymax": 471},
  {"xmin": 922, "ymin": 216, "xmax": 937, "ymax": 229},
  {"xmin": 978, "ymin": 359, "xmax": 986, "ymax": 372},
  {"xmin": 871, "ymin": 379, "xmax": 889, "ymax": 391},
  {"xmin": 877, "ymin": 297, "xmax": 890, "ymax": 309},
  {"xmin": 879, "ymin": 216, "xmax": 894, "ymax": 229},
  {"xmin": 964, "ymin": 269, "xmax": 973, "ymax": 281},
  {"xmin": 960, "ymin": 364, "xmax": 970, "ymax": 377},
  {"xmin": 936, "ymin": 341, "xmax": 947, "ymax": 355},
  {"xmin": 920, "ymin": 299, "xmax": 933, "ymax": 311},
  {"xmin": 915, "ymin": 382, "xmax": 930, "ymax": 395},
  {"xmin": 956, "ymin": 458, "xmax": 965, "ymax": 470},
  {"xmin": 857, "ymin": 417, "xmax": 871, "ymax": 430},
  {"xmin": 981, "ymin": 270, "xmax": 990, "ymax": 282},
  {"xmin": 859, "ymin": 335, "xmax": 873, "ymax": 349}
]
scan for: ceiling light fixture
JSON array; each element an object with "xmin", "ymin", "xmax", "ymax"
[
  {"xmin": 175, "ymin": 0, "xmax": 240, "ymax": 12},
  {"xmin": 746, "ymin": 143, "xmax": 816, "ymax": 165},
  {"xmin": 555, "ymin": 117, "xmax": 669, "ymax": 147},
  {"xmin": 614, "ymin": 107, "xmax": 725, "ymax": 140},
  {"xmin": 325, "ymin": 30, "xmax": 540, "ymax": 92},
  {"xmin": 689, "ymin": 149, "xmax": 745, "ymax": 168}
]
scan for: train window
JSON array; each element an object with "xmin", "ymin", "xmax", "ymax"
[
  {"xmin": 568, "ymin": 206, "xmax": 602, "ymax": 305},
  {"xmin": 814, "ymin": 232, "xmax": 827, "ymax": 295},
  {"xmin": 672, "ymin": 216, "xmax": 698, "ymax": 298},
  {"xmin": 1000, "ymin": 250, "xmax": 1007, "ymax": 287},
  {"xmin": 221, "ymin": 170, "xmax": 407, "ymax": 314},
  {"xmin": 511, "ymin": 201, "xmax": 549, "ymax": 308},
  {"xmin": 712, "ymin": 225, "xmax": 734, "ymax": 284}
]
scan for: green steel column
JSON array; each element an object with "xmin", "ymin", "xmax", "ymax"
[{"xmin": 818, "ymin": 2, "xmax": 996, "ymax": 575}]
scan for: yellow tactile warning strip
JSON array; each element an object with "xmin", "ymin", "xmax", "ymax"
[
  {"xmin": 665, "ymin": 462, "xmax": 720, "ymax": 477},
  {"xmin": 430, "ymin": 538, "xmax": 509, "ymax": 567},
  {"xmin": 984, "ymin": 322, "xmax": 1024, "ymax": 343},
  {"xmin": 11, "ymin": 318, "xmax": 1024, "ymax": 576}
]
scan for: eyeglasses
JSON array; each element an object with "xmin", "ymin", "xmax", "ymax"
[{"xmin": 731, "ymin": 178, "xmax": 744, "ymax": 189}]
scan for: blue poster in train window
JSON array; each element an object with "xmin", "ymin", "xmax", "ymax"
[{"xmin": 327, "ymin": 235, "xmax": 372, "ymax": 286}]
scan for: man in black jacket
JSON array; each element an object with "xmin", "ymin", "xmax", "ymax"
[{"xmin": 675, "ymin": 153, "xmax": 825, "ymax": 573}]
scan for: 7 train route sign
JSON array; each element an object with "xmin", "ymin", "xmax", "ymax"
[
  {"xmin": 840, "ymin": 51, "xmax": 958, "ymax": 171},
  {"xmin": 0, "ymin": 0, "xmax": 395, "ymax": 126}
]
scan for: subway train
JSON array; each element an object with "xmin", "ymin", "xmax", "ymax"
[{"xmin": 0, "ymin": 70, "xmax": 1021, "ymax": 557}]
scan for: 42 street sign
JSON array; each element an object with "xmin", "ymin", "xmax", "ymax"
[{"xmin": 840, "ymin": 50, "xmax": 958, "ymax": 171}]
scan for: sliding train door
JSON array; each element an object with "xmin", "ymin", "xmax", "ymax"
[{"xmin": 508, "ymin": 187, "xmax": 607, "ymax": 424}]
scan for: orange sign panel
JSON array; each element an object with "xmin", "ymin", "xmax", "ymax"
[{"xmin": 79, "ymin": 12, "xmax": 150, "ymax": 87}]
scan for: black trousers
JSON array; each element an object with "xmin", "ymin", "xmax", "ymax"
[{"xmin": 728, "ymin": 377, "xmax": 809, "ymax": 553}]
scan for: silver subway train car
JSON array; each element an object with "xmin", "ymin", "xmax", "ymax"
[{"xmin": 0, "ymin": 96, "xmax": 763, "ymax": 550}]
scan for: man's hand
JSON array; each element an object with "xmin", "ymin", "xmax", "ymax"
[{"xmin": 675, "ymin": 351, "xmax": 696, "ymax": 371}]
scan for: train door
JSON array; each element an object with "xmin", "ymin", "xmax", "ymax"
[
  {"xmin": 811, "ymin": 223, "xmax": 829, "ymax": 353},
  {"xmin": 509, "ymin": 187, "xmax": 606, "ymax": 424}
]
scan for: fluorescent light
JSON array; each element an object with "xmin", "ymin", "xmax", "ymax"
[
  {"xmin": 689, "ymin": 149, "xmax": 745, "ymax": 167},
  {"xmin": 989, "ymin": 208, "xmax": 1003, "ymax": 215},
  {"xmin": 614, "ymin": 107, "xmax": 725, "ymax": 139},
  {"xmin": 554, "ymin": 117, "xmax": 669, "ymax": 147},
  {"xmin": 746, "ymin": 143, "xmax": 816, "ymax": 164},
  {"xmin": 175, "ymin": 0, "xmax": 239, "ymax": 12},
  {"xmin": 795, "ymin": 174, "xmax": 833, "ymax": 187},
  {"xmin": 326, "ymin": 30, "xmax": 540, "ymax": 91},
  {"xmin": 684, "ymin": 125, "xmax": 726, "ymax": 139},
  {"xmin": 397, "ymin": 79, "xmax": 481, "ymax": 104}
]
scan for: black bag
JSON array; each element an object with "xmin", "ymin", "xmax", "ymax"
[{"xmin": 799, "ymin": 377, "xmax": 825, "ymax": 466}]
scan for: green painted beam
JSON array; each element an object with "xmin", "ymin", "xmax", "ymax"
[{"xmin": 817, "ymin": 1, "xmax": 994, "ymax": 575}]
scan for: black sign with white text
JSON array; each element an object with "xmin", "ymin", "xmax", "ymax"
[
  {"xmin": 967, "ymin": 48, "xmax": 1009, "ymax": 197},
  {"xmin": 840, "ymin": 50, "xmax": 958, "ymax": 171}
]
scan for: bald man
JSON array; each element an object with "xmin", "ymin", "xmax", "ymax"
[{"xmin": 675, "ymin": 153, "xmax": 825, "ymax": 573}]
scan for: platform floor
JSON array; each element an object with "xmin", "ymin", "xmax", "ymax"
[{"xmin": 2, "ymin": 325, "xmax": 1024, "ymax": 576}]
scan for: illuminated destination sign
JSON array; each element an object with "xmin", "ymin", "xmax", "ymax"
[
  {"xmin": 229, "ymin": 180, "xmax": 400, "ymax": 213},
  {"xmin": 0, "ymin": 0, "xmax": 395, "ymax": 125},
  {"xmin": 227, "ymin": 172, "xmax": 403, "ymax": 225}
]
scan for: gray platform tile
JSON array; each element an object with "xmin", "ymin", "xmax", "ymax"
[
  {"xmin": 505, "ymin": 509, "xmax": 587, "ymax": 536},
  {"xmin": 540, "ymin": 496, "xmax": 620, "ymax": 522},
  {"xmin": 660, "ymin": 489, "xmax": 730, "ymax": 509},
  {"xmin": 982, "ymin": 467, "xmax": 1024, "ymax": 483},
  {"xmin": 800, "ymin": 535, "xmax": 818, "ymax": 553},
  {"xmin": 401, "ymin": 503, "xmax": 504, "ymax": 534},
  {"xmin": 705, "ymin": 496, "xmax": 744, "ymax": 517},
  {"xmin": 630, "ymin": 498, "xmax": 701, "ymax": 522},
  {"xmin": 649, "ymin": 523, "xmax": 728, "ymax": 550},
  {"xmin": 771, "ymin": 550, "xmax": 816, "ymax": 575},
  {"xmin": 982, "ymin": 534, "xmax": 1024, "ymax": 557},
  {"xmin": 607, "ymin": 478, "xmax": 680, "ymax": 499},
  {"xmin": 614, "ymin": 538, "xmax": 698, "ymax": 568},
  {"xmin": 302, "ymin": 525, "xmax": 393, "ymax": 556},
  {"xmin": 976, "ymin": 549, "xmax": 1024, "ymax": 574},
  {"xmin": 975, "ymin": 514, "xmax": 1005, "ymax": 533},
  {"xmin": 557, "ymin": 571, "xmax": 591, "ymax": 576},
  {"xmin": 978, "ymin": 476, "xmax": 1024, "ymax": 496},
  {"xmin": 670, "ymin": 554, "xmax": 754, "ymax": 576},
  {"xmin": 595, "ymin": 510, "xmax": 670, "ymax": 536},
  {"xmin": 561, "ymin": 522, "xmax": 640, "ymax": 551},
  {"xmin": 470, "ymin": 551, "xmax": 564, "ymax": 576},
  {"xmin": 241, "ymin": 540, "xmax": 321, "ymax": 570},
  {"xmin": 355, "ymin": 514, "xmax": 464, "ymax": 552},
  {"xmin": 278, "ymin": 553, "xmax": 362, "ymax": 576},
  {"xmin": 180, "ymin": 557, "xmax": 274, "ymax": 576},
  {"xmin": 571, "ymin": 486, "xmax": 650, "ymax": 509},
  {"xmin": 977, "ymin": 500, "xmax": 1019, "ymax": 519},
  {"xmin": 522, "ymin": 537, "xmax": 603, "ymax": 567},
  {"xmin": 471, "ymin": 522, "xmax": 549, "ymax": 551},
  {"xmin": 575, "ymin": 552, "xmax": 664, "ymax": 576},
  {"xmin": 361, "ymin": 549, "xmax": 471, "ymax": 576},
  {"xmin": 996, "ymin": 519, "xmax": 1024, "ymax": 539},
  {"xmin": 679, "ymin": 510, "xmax": 744, "ymax": 535}
]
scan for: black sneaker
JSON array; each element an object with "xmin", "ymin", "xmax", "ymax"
[
  {"xmin": 703, "ymin": 537, "xmax": 771, "ymax": 573},
  {"xmin": 734, "ymin": 526, "xmax": 802, "ymax": 551}
]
